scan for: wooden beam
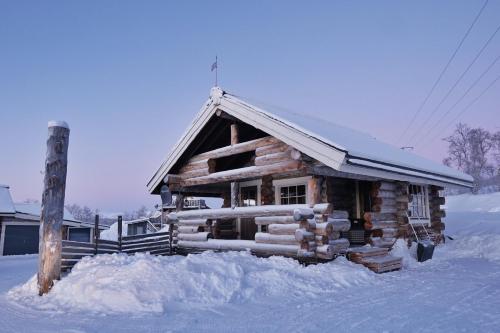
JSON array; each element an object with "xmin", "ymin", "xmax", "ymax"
[
  {"xmin": 168, "ymin": 203, "xmax": 331, "ymax": 221},
  {"xmin": 180, "ymin": 160, "xmax": 302, "ymax": 186},
  {"xmin": 188, "ymin": 136, "xmax": 279, "ymax": 163}
]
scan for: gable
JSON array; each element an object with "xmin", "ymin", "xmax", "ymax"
[{"xmin": 147, "ymin": 87, "xmax": 473, "ymax": 194}]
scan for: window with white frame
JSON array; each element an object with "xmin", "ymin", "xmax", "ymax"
[
  {"xmin": 279, "ymin": 185, "xmax": 306, "ymax": 204},
  {"xmin": 408, "ymin": 184, "xmax": 429, "ymax": 220},
  {"xmin": 273, "ymin": 177, "xmax": 310, "ymax": 205}
]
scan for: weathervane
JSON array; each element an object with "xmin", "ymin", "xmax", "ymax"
[{"xmin": 211, "ymin": 55, "xmax": 218, "ymax": 87}]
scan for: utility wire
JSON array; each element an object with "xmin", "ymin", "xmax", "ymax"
[
  {"xmin": 416, "ymin": 53, "xmax": 500, "ymax": 146},
  {"xmin": 422, "ymin": 72, "xmax": 500, "ymax": 145},
  {"xmin": 397, "ymin": 0, "xmax": 489, "ymax": 142},
  {"xmin": 407, "ymin": 21, "xmax": 500, "ymax": 145}
]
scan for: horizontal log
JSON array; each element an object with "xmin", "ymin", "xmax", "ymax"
[
  {"xmin": 188, "ymin": 136, "xmax": 280, "ymax": 163},
  {"xmin": 179, "ymin": 167, "xmax": 210, "ymax": 179},
  {"xmin": 177, "ymin": 232, "xmax": 212, "ymax": 242},
  {"xmin": 177, "ymin": 219, "xmax": 209, "ymax": 226},
  {"xmin": 297, "ymin": 249, "xmax": 316, "ymax": 258},
  {"xmin": 363, "ymin": 212, "xmax": 397, "ymax": 222},
  {"xmin": 299, "ymin": 220, "xmax": 316, "ymax": 231},
  {"xmin": 255, "ymin": 233, "xmax": 298, "ymax": 245},
  {"xmin": 295, "ymin": 229, "xmax": 315, "ymax": 242},
  {"xmin": 314, "ymin": 222, "xmax": 333, "ymax": 236},
  {"xmin": 181, "ymin": 160, "xmax": 302, "ymax": 186},
  {"xmin": 328, "ymin": 238, "xmax": 350, "ymax": 251},
  {"xmin": 62, "ymin": 240, "xmax": 94, "ymax": 249},
  {"xmin": 255, "ymin": 216, "xmax": 296, "ymax": 225},
  {"xmin": 171, "ymin": 204, "xmax": 312, "ymax": 221},
  {"xmin": 177, "ymin": 226, "xmax": 201, "ymax": 234},
  {"xmin": 371, "ymin": 205, "xmax": 397, "ymax": 214},
  {"xmin": 313, "ymin": 203, "xmax": 333, "ymax": 214},
  {"xmin": 254, "ymin": 149, "xmax": 301, "ymax": 167},
  {"xmin": 300, "ymin": 240, "xmax": 316, "ymax": 251},
  {"xmin": 179, "ymin": 158, "xmax": 216, "ymax": 174},
  {"xmin": 395, "ymin": 195, "xmax": 409, "ymax": 203},
  {"xmin": 329, "ymin": 210, "xmax": 349, "ymax": 219},
  {"xmin": 315, "ymin": 235, "xmax": 329, "ymax": 244},
  {"xmin": 255, "ymin": 143, "xmax": 289, "ymax": 156},
  {"xmin": 327, "ymin": 219, "xmax": 351, "ymax": 232},
  {"xmin": 120, "ymin": 237, "xmax": 170, "ymax": 249},
  {"xmin": 122, "ymin": 232, "xmax": 170, "ymax": 242},
  {"xmin": 268, "ymin": 223, "xmax": 299, "ymax": 235},
  {"xmin": 293, "ymin": 208, "xmax": 314, "ymax": 221}
]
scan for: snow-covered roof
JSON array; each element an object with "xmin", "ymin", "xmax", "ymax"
[
  {"xmin": 14, "ymin": 202, "xmax": 77, "ymax": 222},
  {"xmin": 148, "ymin": 87, "xmax": 473, "ymax": 192},
  {"xmin": 0, "ymin": 185, "xmax": 16, "ymax": 215}
]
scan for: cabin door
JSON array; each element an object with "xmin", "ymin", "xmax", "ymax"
[{"xmin": 240, "ymin": 185, "xmax": 258, "ymax": 240}]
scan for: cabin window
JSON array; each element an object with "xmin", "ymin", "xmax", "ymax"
[
  {"xmin": 273, "ymin": 177, "xmax": 310, "ymax": 205},
  {"xmin": 279, "ymin": 185, "xmax": 306, "ymax": 204},
  {"xmin": 408, "ymin": 184, "xmax": 429, "ymax": 221}
]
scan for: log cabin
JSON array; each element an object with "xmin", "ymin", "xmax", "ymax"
[{"xmin": 147, "ymin": 87, "xmax": 473, "ymax": 269}]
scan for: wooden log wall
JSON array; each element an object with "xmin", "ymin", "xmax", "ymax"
[
  {"xmin": 364, "ymin": 181, "xmax": 398, "ymax": 249},
  {"xmin": 261, "ymin": 175, "xmax": 274, "ymax": 205},
  {"xmin": 429, "ymin": 185, "xmax": 446, "ymax": 242},
  {"xmin": 324, "ymin": 177, "xmax": 356, "ymax": 218},
  {"xmin": 171, "ymin": 203, "xmax": 349, "ymax": 260},
  {"xmin": 395, "ymin": 181, "xmax": 410, "ymax": 238},
  {"xmin": 175, "ymin": 136, "xmax": 306, "ymax": 187}
]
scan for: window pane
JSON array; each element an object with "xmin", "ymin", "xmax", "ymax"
[
  {"xmin": 281, "ymin": 187, "xmax": 288, "ymax": 197},
  {"xmin": 297, "ymin": 185, "xmax": 305, "ymax": 196},
  {"xmin": 290, "ymin": 197, "xmax": 297, "ymax": 204},
  {"xmin": 289, "ymin": 186, "xmax": 297, "ymax": 197},
  {"xmin": 297, "ymin": 196, "xmax": 305, "ymax": 204}
]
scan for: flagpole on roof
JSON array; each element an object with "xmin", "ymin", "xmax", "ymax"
[{"xmin": 211, "ymin": 55, "xmax": 218, "ymax": 87}]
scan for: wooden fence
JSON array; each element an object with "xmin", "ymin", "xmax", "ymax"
[{"xmin": 61, "ymin": 215, "xmax": 175, "ymax": 272}]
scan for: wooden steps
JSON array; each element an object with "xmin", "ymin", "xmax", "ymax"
[{"xmin": 347, "ymin": 246, "xmax": 402, "ymax": 273}]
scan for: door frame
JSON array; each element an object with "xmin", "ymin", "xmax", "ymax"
[{"xmin": 238, "ymin": 179, "xmax": 262, "ymax": 235}]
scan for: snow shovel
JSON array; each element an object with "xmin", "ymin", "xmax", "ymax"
[{"xmin": 407, "ymin": 213, "xmax": 435, "ymax": 262}]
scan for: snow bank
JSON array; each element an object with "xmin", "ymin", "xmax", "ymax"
[
  {"xmin": 8, "ymin": 251, "xmax": 375, "ymax": 314},
  {"xmin": 445, "ymin": 192, "xmax": 500, "ymax": 213},
  {"xmin": 100, "ymin": 221, "xmax": 127, "ymax": 241}
]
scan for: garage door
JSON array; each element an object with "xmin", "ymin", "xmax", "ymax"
[{"xmin": 3, "ymin": 225, "xmax": 39, "ymax": 255}]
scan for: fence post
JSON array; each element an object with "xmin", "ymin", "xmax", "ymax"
[
  {"xmin": 168, "ymin": 221, "xmax": 173, "ymax": 255},
  {"xmin": 117, "ymin": 215, "xmax": 123, "ymax": 252},
  {"xmin": 94, "ymin": 214, "xmax": 99, "ymax": 255},
  {"xmin": 38, "ymin": 121, "xmax": 70, "ymax": 295}
]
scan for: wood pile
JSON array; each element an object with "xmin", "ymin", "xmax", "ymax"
[{"xmin": 348, "ymin": 246, "xmax": 403, "ymax": 273}]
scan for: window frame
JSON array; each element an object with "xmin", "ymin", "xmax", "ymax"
[
  {"xmin": 407, "ymin": 184, "xmax": 431, "ymax": 224},
  {"xmin": 273, "ymin": 176, "xmax": 311, "ymax": 206}
]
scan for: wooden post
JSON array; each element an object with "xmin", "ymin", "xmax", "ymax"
[
  {"xmin": 94, "ymin": 214, "xmax": 99, "ymax": 255},
  {"xmin": 231, "ymin": 182, "xmax": 239, "ymax": 209},
  {"xmin": 38, "ymin": 121, "xmax": 70, "ymax": 295},
  {"xmin": 117, "ymin": 215, "xmax": 123, "ymax": 251},
  {"xmin": 307, "ymin": 176, "xmax": 322, "ymax": 207},
  {"xmin": 230, "ymin": 123, "xmax": 239, "ymax": 146}
]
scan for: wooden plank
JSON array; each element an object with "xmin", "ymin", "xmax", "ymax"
[
  {"xmin": 121, "ymin": 236, "xmax": 170, "ymax": 246},
  {"xmin": 97, "ymin": 239, "xmax": 120, "ymax": 246},
  {"xmin": 122, "ymin": 244, "xmax": 169, "ymax": 254},
  {"xmin": 62, "ymin": 240, "xmax": 95, "ymax": 249},
  {"xmin": 122, "ymin": 232, "xmax": 170, "ymax": 241},
  {"xmin": 255, "ymin": 233, "xmax": 298, "ymax": 245},
  {"xmin": 121, "ymin": 239, "xmax": 170, "ymax": 250},
  {"xmin": 61, "ymin": 247, "xmax": 95, "ymax": 255}
]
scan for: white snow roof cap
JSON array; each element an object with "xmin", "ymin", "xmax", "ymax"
[
  {"xmin": 147, "ymin": 88, "xmax": 473, "ymax": 192},
  {"xmin": 14, "ymin": 202, "xmax": 78, "ymax": 222},
  {"xmin": 0, "ymin": 185, "xmax": 16, "ymax": 215}
]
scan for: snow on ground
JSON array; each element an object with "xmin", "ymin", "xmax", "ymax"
[
  {"xmin": 445, "ymin": 192, "xmax": 500, "ymax": 213},
  {"xmin": 1, "ymin": 195, "xmax": 500, "ymax": 332}
]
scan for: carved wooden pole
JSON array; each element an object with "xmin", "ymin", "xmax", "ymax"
[
  {"xmin": 117, "ymin": 215, "xmax": 123, "ymax": 251},
  {"xmin": 94, "ymin": 214, "xmax": 99, "ymax": 255},
  {"xmin": 38, "ymin": 121, "xmax": 70, "ymax": 295}
]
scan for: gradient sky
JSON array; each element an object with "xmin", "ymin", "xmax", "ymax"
[{"xmin": 1, "ymin": 1, "xmax": 499, "ymax": 213}]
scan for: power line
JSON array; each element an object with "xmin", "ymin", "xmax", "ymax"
[
  {"xmin": 421, "ymin": 72, "xmax": 500, "ymax": 145},
  {"xmin": 397, "ymin": 0, "xmax": 489, "ymax": 142},
  {"xmin": 416, "ymin": 53, "xmax": 500, "ymax": 145},
  {"xmin": 407, "ymin": 21, "xmax": 500, "ymax": 145}
]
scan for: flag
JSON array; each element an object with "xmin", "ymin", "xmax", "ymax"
[{"xmin": 211, "ymin": 60, "xmax": 217, "ymax": 72}]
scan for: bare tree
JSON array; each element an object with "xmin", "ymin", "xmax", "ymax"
[{"xmin": 444, "ymin": 123, "xmax": 493, "ymax": 192}]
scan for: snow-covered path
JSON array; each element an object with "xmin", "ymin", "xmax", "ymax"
[{"xmin": 1, "ymin": 211, "xmax": 500, "ymax": 332}]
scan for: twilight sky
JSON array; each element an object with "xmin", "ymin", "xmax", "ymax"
[{"xmin": 0, "ymin": 0, "xmax": 499, "ymax": 213}]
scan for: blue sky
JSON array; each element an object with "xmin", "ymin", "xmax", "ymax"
[{"xmin": 0, "ymin": 1, "xmax": 499, "ymax": 212}]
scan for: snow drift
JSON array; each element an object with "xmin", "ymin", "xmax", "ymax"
[{"xmin": 8, "ymin": 251, "xmax": 376, "ymax": 314}]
